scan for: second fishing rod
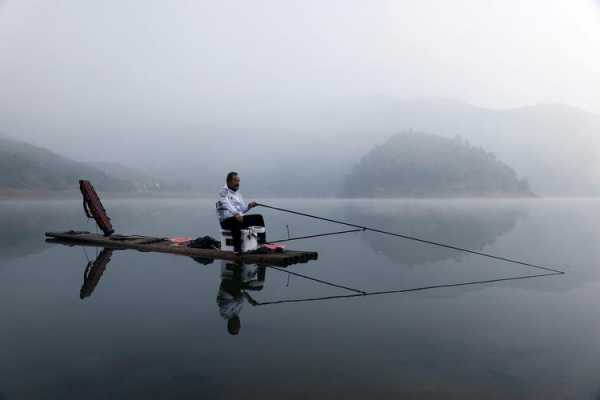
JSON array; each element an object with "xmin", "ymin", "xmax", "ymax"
[{"xmin": 256, "ymin": 202, "xmax": 566, "ymax": 275}]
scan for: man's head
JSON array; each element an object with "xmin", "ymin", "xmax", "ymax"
[
  {"xmin": 226, "ymin": 171, "xmax": 240, "ymax": 191},
  {"xmin": 227, "ymin": 316, "xmax": 241, "ymax": 335}
]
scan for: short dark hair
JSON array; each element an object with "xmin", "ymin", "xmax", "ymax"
[{"xmin": 226, "ymin": 171, "xmax": 238, "ymax": 182}]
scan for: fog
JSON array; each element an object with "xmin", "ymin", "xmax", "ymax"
[{"xmin": 1, "ymin": 0, "xmax": 599, "ymax": 195}]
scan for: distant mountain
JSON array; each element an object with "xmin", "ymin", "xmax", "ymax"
[
  {"xmin": 0, "ymin": 136, "xmax": 135, "ymax": 192},
  {"xmin": 88, "ymin": 162, "xmax": 191, "ymax": 192},
  {"xmin": 186, "ymin": 99, "xmax": 600, "ymax": 197},
  {"xmin": 343, "ymin": 131, "xmax": 532, "ymax": 197},
  {"xmin": 4, "ymin": 99, "xmax": 599, "ymax": 197},
  {"xmin": 0, "ymin": 136, "xmax": 193, "ymax": 194},
  {"xmin": 313, "ymin": 99, "xmax": 600, "ymax": 196}
]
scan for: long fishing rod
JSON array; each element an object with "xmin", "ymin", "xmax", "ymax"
[
  {"xmin": 256, "ymin": 202, "xmax": 565, "ymax": 274},
  {"xmin": 254, "ymin": 271, "xmax": 563, "ymax": 306}
]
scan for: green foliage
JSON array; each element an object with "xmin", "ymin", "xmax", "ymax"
[{"xmin": 343, "ymin": 131, "xmax": 532, "ymax": 197}]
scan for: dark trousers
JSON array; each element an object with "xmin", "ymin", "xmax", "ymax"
[{"xmin": 220, "ymin": 214, "xmax": 266, "ymax": 252}]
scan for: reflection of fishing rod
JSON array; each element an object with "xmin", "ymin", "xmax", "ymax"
[
  {"xmin": 256, "ymin": 203, "xmax": 566, "ymax": 274},
  {"xmin": 254, "ymin": 271, "xmax": 563, "ymax": 306},
  {"xmin": 268, "ymin": 265, "xmax": 366, "ymax": 294}
]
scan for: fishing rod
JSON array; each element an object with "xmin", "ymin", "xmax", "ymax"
[
  {"xmin": 253, "ymin": 270, "xmax": 563, "ymax": 306},
  {"xmin": 265, "ymin": 228, "xmax": 364, "ymax": 244},
  {"xmin": 256, "ymin": 202, "xmax": 566, "ymax": 274}
]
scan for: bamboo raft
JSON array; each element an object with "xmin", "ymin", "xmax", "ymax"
[{"xmin": 45, "ymin": 231, "xmax": 318, "ymax": 267}]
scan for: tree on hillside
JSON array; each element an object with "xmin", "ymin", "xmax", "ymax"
[{"xmin": 343, "ymin": 131, "xmax": 532, "ymax": 197}]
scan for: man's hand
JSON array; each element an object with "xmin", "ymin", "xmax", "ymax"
[
  {"xmin": 248, "ymin": 201, "xmax": 257, "ymax": 209},
  {"xmin": 235, "ymin": 213, "xmax": 243, "ymax": 223}
]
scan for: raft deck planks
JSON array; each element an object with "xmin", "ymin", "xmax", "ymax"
[{"xmin": 45, "ymin": 231, "xmax": 318, "ymax": 266}]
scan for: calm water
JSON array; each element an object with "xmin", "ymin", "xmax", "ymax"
[{"xmin": 1, "ymin": 198, "xmax": 600, "ymax": 399}]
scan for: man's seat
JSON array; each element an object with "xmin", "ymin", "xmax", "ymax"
[{"xmin": 220, "ymin": 226, "xmax": 265, "ymax": 253}]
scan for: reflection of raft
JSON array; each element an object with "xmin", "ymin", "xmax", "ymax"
[{"xmin": 45, "ymin": 231, "xmax": 318, "ymax": 267}]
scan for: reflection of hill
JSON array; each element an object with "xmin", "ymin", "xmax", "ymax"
[
  {"xmin": 0, "ymin": 202, "xmax": 85, "ymax": 265},
  {"xmin": 345, "ymin": 202, "xmax": 524, "ymax": 266}
]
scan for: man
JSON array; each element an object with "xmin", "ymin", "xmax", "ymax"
[{"xmin": 216, "ymin": 171, "xmax": 266, "ymax": 253}]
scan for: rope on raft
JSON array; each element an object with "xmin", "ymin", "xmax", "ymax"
[{"xmin": 256, "ymin": 202, "xmax": 566, "ymax": 275}]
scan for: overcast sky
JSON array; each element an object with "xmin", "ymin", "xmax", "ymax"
[{"xmin": 0, "ymin": 0, "xmax": 599, "ymax": 166}]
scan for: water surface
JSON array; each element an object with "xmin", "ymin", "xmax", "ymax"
[{"xmin": 1, "ymin": 198, "xmax": 599, "ymax": 399}]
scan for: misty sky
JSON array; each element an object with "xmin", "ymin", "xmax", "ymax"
[{"xmin": 1, "ymin": 0, "xmax": 599, "ymax": 169}]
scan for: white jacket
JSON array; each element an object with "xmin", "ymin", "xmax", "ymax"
[{"xmin": 216, "ymin": 185, "xmax": 249, "ymax": 222}]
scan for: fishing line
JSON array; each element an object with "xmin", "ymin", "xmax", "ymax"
[
  {"xmin": 256, "ymin": 202, "xmax": 565, "ymax": 274},
  {"xmin": 265, "ymin": 228, "xmax": 364, "ymax": 244},
  {"xmin": 81, "ymin": 246, "xmax": 90, "ymax": 263},
  {"xmin": 254, "ymin": 271, "xmax": 562, "ymax": 306},
  {"xmin": 267, "ymin": 265, "xmax": 367, "ymax": 294}
]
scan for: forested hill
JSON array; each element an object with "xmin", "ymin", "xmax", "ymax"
[
  {"xmin": 0, "ymin": 136, "xmax": 137, "ymax": 192},
  {"xmin": 343, "ymin": 132, "xmax": 533, "ymax": 197}
]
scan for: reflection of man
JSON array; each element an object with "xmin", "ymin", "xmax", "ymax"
[
  {"xmin": 216, "ymin": 262, "xmax": 265, "ymax": 335},
  {"xmin": 216, "ymin": 172, "xmax": 266, "ymax": 254}
]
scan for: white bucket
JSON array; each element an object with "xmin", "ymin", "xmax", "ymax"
[{"xmin": 221, "ymin": 226, "xmax": 266, "ymax": 253}]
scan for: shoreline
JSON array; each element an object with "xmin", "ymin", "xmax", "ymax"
[
  {"xmin": 1, "ymin": 189, "xmax": 598, "ymax": 202},
  {"xmin": 0, "ymin": 190, "xmax": 204, "ymax": 201}
]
